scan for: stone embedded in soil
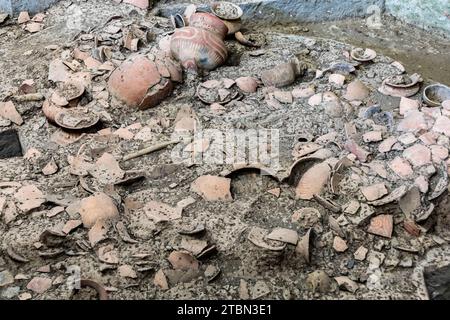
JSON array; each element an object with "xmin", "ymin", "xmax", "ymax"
[
  {"xmin": 168, "ymin": 251, "xmax": 199, "ymax": 271},
  {"xmin": 343, "ymin": 80, "xmax": 369, "ymax": 101},
  {"xmin": 0, "ymin": 101, "xmax": 23, "ymax": 125},
  {"xmin": 191, "ymin": 175, "xmax": 232, "ymax": 201},
  {"xmin": 266, "ymin": 228, "xmax": 298, "ymax": 245},
  {"xmin": 295, "ymin": 162, "xmax": 331, "ymax": 200},
  {"xmin": 403, "ymin": 144, "xmax": 431, "ymax": 167},
  {"xmin": 333, "ymin": 236, "xmax": 348, "ymax": 253},
  {"xmin": 363, "ymin": 131, "xmax": 383, "ymax": 143},
  {"xmin": 389, "ymin": 156, "xmax": 413, "ymax": 178},
  {"xmin": 367, "ymin": 214, "xmax": 393, "ymax": 238},
  {"xmin": 378, "ymin": 136, "xmax": 397, "ymax": 153},
  {"xmin": 14, "ymin": 185, "xmax": 45, "ymax": 212},
  {"xmin": 354, "ymin": 246, "xmax": 368, "ymax": 261},
  {"xmin": 430, "ymin": 145, "xmax": 449, "ymax": 163},
  {"xmin": 397, "ymin": 110, "xmax": 428, "ymax": 132},
  {"xmin": 235, "ymin": 77, "xmax": 258, "ymax": 93},
  {"xmin": 399, "ymin": 97, "xmax": 420, "ymax": 115},
  {"xmin": 360, "ymin": 183, "xmax": 388, "ymax": 201},
  {"xmin": 26, "ymin": 277, "xmax": 52, "ymax": 294}
]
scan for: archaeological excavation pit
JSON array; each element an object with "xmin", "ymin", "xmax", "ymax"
[{"xmin": 0, "ymin": 0, "xmax": 450, "ymax": 302}]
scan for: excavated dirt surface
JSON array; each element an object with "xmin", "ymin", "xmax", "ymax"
[{"xmin": 1, "ymin": 0, "xmax": 450, "ymax": 300}]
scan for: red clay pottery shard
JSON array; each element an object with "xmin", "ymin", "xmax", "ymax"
[
  {"xmin": 333, "ymin": 236, "xmax": 348, "ymax": 252},
  {"xmin": 295, "ymin": 162, "xmax": 331, "ymax": 200},
  {"xmin": 0, "ymin": 101, "xmax": 23, "ymax": 125},
  {"xmin": 360, "ymin": 183, "xmax": 388, "ymax": 201},
  {"xmin": 170, "ymin": 13, "xmax": 228, "ymax": 71},
  {"xmin": 168, "ymin": 251, "xmax": 199, "ymax": 271},
  {"xmin": 343, "ymin": 80, "xmax": 369, "ymax": 101},
  {"xmin": 108, "ymin": 53, "xmax": 176, "ymax": 109},
  {"xmin": 191, "ymin": 175, "xmax": 232, "ymax": 201},
  {"xmin": 403, "ymin": 144, "xmax": 431, "ymax": 167},
  {"xmin": 235, "ymin": 77, "xmax": 258, "ymax": 93},
  {"xmin": 26, "ymin": 277, "xmax": 52, "ymax": 294},
  {"xmin": 14, "ymin": 185, "xmax": 45, "ymax": 212},
  {"xmin": 367, "ymin": 214, "xmax": 393, "ymax": 238},
  {"xmin": 89, "ymin": 153, "xmax": 125, "ymax": 184}
]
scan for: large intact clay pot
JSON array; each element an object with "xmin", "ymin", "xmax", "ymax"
[
  {"xmin": 108, "ymin": 52, "xmax": 182, "ymax": 109},
  {"xmin": 170, "ymin": 13, "xmax": 228, "ymax": 71}
]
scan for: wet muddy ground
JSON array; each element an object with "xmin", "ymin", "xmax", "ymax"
[{"xmin": 1, "ymin": 0, "xmax": 450, "ymax": 300}]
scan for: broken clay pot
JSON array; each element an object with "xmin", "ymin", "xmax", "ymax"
[
  {"xmin": 261, "ymin": 58, "xmax": 303, "ymax": 88},
  {"xmin": 108, "ymin": 52, "xmax": 182, "ymax": 110},
  {"xmin": 170, "ymin": 13, "xmax": 228, "ymax": 71}
]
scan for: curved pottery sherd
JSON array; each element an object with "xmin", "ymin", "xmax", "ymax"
[
  {"xmin": 170, "ymin": 26, "xmax": 228, "ymax": 71},
  {"xmin": 385, "ymin": 73, "xmax": 422, "ymax": 88},
  {"xmin": 189, "ymin": 12, "xmax": 228, "ymax": 38},
  {"xmin": 108, "ymin": 53, "xmax": 179, "ymax": 109},
  {"xmin": 42, "ymin": 99, "xmax": 64, "ymax": 123},
  {"xmin": 54, "ymin": 107, "xmax": 100, "ymax": 130},
  {"xmin": 211, "ymin": 2, "xmax": 243, "ymax": 20}
]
